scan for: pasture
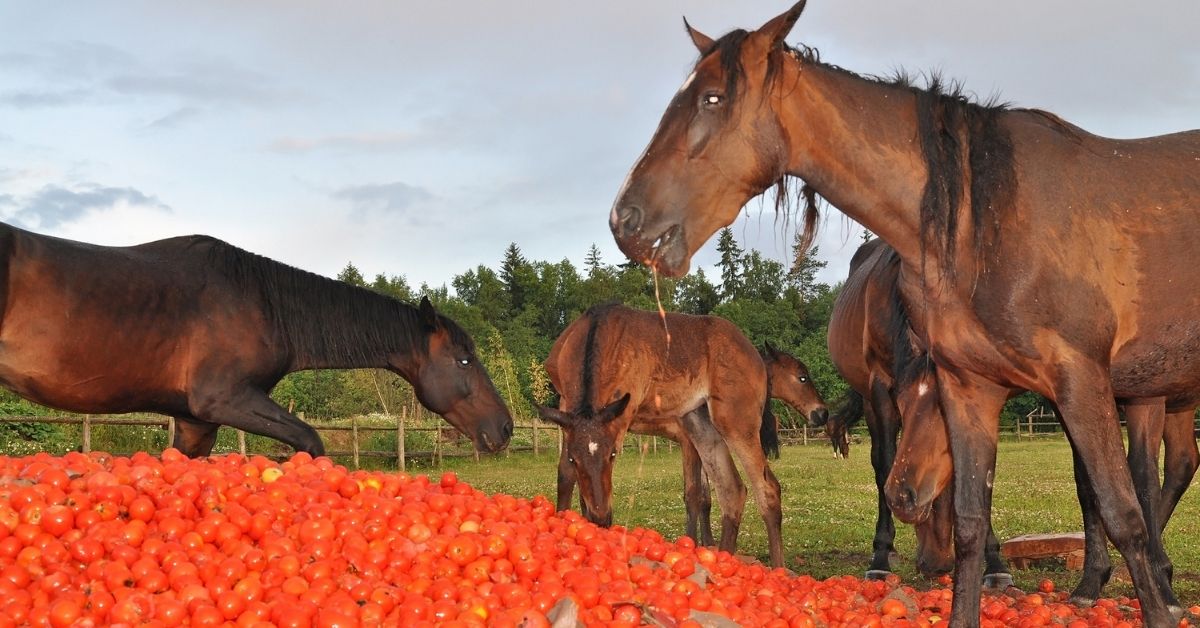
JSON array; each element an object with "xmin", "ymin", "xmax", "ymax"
[{"xmin": 445, "ymin": 437, "xmax": 1200, "ymax": 606}]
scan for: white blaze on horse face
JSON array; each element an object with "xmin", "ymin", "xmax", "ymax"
[
  {"xmin": 917, "ymin": 382, "xmax": 930, "ymax": 396},
  {"xmin": 588, "ymin": 441, "xmax": 599, "ymax": 456},
  {"xmin": 677, "ymin": 70, "xmax": 698, "ymax": 95}
]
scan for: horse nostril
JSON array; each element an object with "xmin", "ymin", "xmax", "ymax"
[
  {"xmin": 811, "ymin": 408, "xmax": 829, "ymax": 427},
  {"xmin": 616, "ymin": 205, "xmax": 643, "ymax": 237},
  {"xmin": 502, "ymin": 421, "xmax": 513, "ymax": 440}
]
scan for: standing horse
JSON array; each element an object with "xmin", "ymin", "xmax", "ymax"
[
  {"xmin": 537, "ymin": 303, "xmax": 786, "ymax": 567},
  {"xmin": 823, "ymin": 238, "xmax": 1010, "ymax": 586},
  {"xmin": 553, "ymin": 341, "xmax": 828, "ymax": 547},
  {"xmin": 607, "ymin": 3, "xmax": 1199, "ymax": 624},
  {"xmin": 0, "ymin": 223, "xmax": 513, "ymax": 457}
]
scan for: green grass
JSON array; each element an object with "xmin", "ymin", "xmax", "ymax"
[{"xmin": 442, "ymin": 438, "xmax": 1200, "ymax": 605}]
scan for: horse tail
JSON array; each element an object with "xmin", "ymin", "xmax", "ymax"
[
  {"xmin": 760, "ymin": 395, "xmax": 781, "ymax": 460},
  {"xmin": 830, "ymin": 389, "xmax": 865, "ymax": 431}
]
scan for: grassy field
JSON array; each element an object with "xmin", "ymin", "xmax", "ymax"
[{"xmin": 442, "ymin": 437, "xmax": 1200, "ymax": 605}]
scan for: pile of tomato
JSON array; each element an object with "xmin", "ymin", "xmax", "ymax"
[{"xmin": 0, "ymin": 449, "xmax": 1164, "ymax": 627}]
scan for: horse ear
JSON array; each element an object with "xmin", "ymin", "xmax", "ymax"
[
  {"xmin": 756, "ymin": 0, "xmax": 807, "ymax": 48},
  {"xmin": 418, "ymin": 295, "xmax": 440, "ymax": 329},
  {"xmin": 683, "ymin": 16, "xmax": 715, "ymax": 53},
  {"xmin": 763, "ymin": 340, "xmax": 779, "ymax": 357},
  {"xmin": 536, "ymin": 405, "xmax": 573, "ymax": 427},
  {"xmin": 599, "ymin": 393, "xmax": 632, "ymax": 424}
]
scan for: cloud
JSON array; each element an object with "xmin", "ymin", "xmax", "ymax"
[
  {"xmin": 266, "ymin": 131, "xmax": 422, "ymax": 154},
  {"xmin": 144, "ymin": 106, "xmax": 202, "ymax": 131},
  {"xmin": 331, "ymin": 182, "xmax": 434, "ymax": 220},
  {"xmin": 8, "ymin": 183, "xmax": 170, "ymax": 230}
]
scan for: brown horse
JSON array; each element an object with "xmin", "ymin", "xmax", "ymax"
[
  {"xmin": 554, "ymin": 342, "xmax": 828, "ymax": 547},
  {"xmin": 823, "ymin": 238, "xmax": 1010, "ymax": 586},
  {"xmin": 0, "ymin": 222, "xmax": 513, "ymax": 457},
  {"xmin": 608, "ymin": 3, "xmax": 1198, "ymax": 624},
  {"xmin": 537, "ymin": 303, "xmax": 786, "ymax": 567}
]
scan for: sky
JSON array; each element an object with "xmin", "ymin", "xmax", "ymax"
[{"xmin": 1, "ymin": 1, "xmax": 1197, "ymax": 293}]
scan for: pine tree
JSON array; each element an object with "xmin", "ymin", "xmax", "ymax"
[
  {"xmin": 584, "ymin": 244, "xmax": 603, "ymax": 276},
  {"xmin": 500, "ymin": 243, "xmax": 529, "ymax": 315},
  {"xmin": 715, "ymin": 228, "xmax": 744, "ymax": 301},
  {"xmin": 336, "ymin": 262, "xmax": 366, "ymax": 287}
]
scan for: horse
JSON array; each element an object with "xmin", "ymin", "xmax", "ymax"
[
  {"xmin": 0, "ymin": 222, "xmax": 514, "ymax": 458},
  {"xmin": 537, "ymin": 303, "xmax": 786, "ymax": 567},
  {"xmin": 607, "ymin": 3, "xmax": 1199, "ymax": 624},
  {"xmin": 553, "ymin": 341, "xmax": 828, "ymax": 547},
  {"xmin": 822, "ymin": 238, "xmax": 1011, "ymax": 586}
]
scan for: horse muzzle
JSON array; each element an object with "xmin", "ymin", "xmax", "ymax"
[{"xmin": 609, "ymin": 208, "xmax": 691, "ymax": 277}]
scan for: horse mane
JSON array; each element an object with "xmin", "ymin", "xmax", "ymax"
[
  {"xmin": 194, "ymin": 237, "xmax": 473, "ymax": 366},
  {"xmin": 574, "ymin": 301, "xmax": 624, "ymax": 418}
]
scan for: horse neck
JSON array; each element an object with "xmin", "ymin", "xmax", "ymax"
[
  {"xmin": 282, "ymin": 292, "xmax": 418, "ymax": 374},
  {"xmin": 777, "ymin": 61, "xmax": 928, "ymax": 264}
]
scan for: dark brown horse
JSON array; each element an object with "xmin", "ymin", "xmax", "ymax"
[
  {"xmin": 887, "ymin": 381, "xmax": 1199, "ymax": 605},
  {"xmin": 0, "ymin": 222, "xmax": 513, "ymax": 457},
  {"xmin": 823, "ymin": 238, "xmax": 1010, "ymax": 586},
  {"xmin": 554, "ymin": 341, "xmax": 828, "ymax": 547},
  {"xmin": 538, "ymin": 303, "xmax": 786, "ymax": 566},
  {"xmin": 608, "ymin": 3, "xmax": 1199, "ymax": 624}
]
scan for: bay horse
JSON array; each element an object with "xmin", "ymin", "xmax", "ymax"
[
  {"xmin": 537, "ymin": 303, "xmax": 786, "ymax": 567},
  {"xmin": 553, "ymin": 341, "xmax": 828, "ymax": 547},
  {"xmin": 608, "ymin": 3, "xmax": 1199, "ymax": 624},
  {"xmin": 0, "ymin": 222, "xmax": 513, "ymax": 457},
  {"xmin": 823, "ymin": 237, "xmax": 1010, "ymax": 586}
]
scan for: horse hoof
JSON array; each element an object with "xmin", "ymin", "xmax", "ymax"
[
  {"xmin": 865, "ymin": 570, "xmax": 892, "ymax": 581},
  {"xmin": 1068, "ymin": 595, "xmax": 1096, "ymax": 608},
  {"xmin": 982, "ymin": 572, "xmax": 1013, "ymax": 590}
]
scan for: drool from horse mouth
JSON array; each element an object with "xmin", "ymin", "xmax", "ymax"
[{"xmin": 645, "ymin": 225, "xmax": 682, "ymax": 268}]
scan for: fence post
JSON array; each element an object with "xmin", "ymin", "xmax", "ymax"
[
  {"xmin": 532, "ymin": 419, "xmax": 539, "ymax": 456},
  {"xmin": 82, "ymin": 415, "xmax": 91, "ymax": 453},
  {"xmin": 397, "ymin": 407, "xmax": 407, "ymax": 472},
  {"xmin": 351, "ymin": 415, "xmax": 360, "ymax": 470},
  {"xmin": 166, "ymin": 417, "xmax": 175, "ymax": 451},
  {"xmin": 237, "ymin": 430, "xmax": 247, "ymax": 456}
]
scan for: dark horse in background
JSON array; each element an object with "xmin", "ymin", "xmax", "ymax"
[
  {"xmin": 607, "ymin": 3, "xmax": 1199, "ymax": 624},
  {"xmin": 822, "ymin": 237, "xmax": 1011, "ymax": 587},
  {"xmin": 555, "ymin": 341, "xmax": 829, "ymax": 547},
  {"xmin": 0, "ymin": 222, "xmax": 513, "ymax": 457},
  {"xmin": 538, "ymin": 303, "xmax": 787, "ymax": 567}
]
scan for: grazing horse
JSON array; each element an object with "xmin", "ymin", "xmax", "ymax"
[
  {"xmin": 607, "ymin": 3, "xmax": 1199, "ymax": 624},
  {"xmin": 554, "ymin": 341, "xmax": 828, "ymax": 547},
  {"xmin": 537, "ymin": 303, "xmax": 786, "ymax": 567},
  {"xmin": 822, "ymin": 238, "xmax": 1010, "ymax": 586},
  {"xmin": 0, "ymin": 223, "xmax": 513, "ymax": 457}
]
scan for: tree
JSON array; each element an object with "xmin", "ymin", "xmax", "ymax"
[
  {"xmin": 499, "ymin": 243, "xmax": 537, "ymax": 316},
  {"xmin": 336, "ymin": 262, "xmax": 366, "ymax": 287},
  {"xmin": 370, "ymin": 273, "xmax": 413, "ymax": 301},
  {"xmin": 676, "ymin": 268, "xmax": 720, "ymax": 315},
  {"xmin": 584, "ymin": 244, "xmax": 604, "ymax": 276},
  {"xmin": 452, "ymin": 266, "xmax": 509, "ymax": 322},
  {"xmin": 740, "ymin": 251, "xmax": 786, "ymax": 303},
  {"xmin": 715, "ymin": 228, "xmax": 744, "ymax": 301},
  {"xmin": 788, "ymin": 242, "xmax": 829, "ymax": 304}
]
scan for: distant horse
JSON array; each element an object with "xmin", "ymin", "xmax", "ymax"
[
  {"xmin": 608, "ymin": 3, "xmax": 1198, "ymax": 623},
  {"xmin": 554, "ymin": 341, "xmax": 828, "ymax": 547},
  {"xmin": 0, "ymin": 223, "xmax": 513, "ymax": 457},
  {"xmin": 538, "ymin": 303, "xmax": 786, "ymax": 567},
  {"xmin": 822, "ymin": 238, "xmax": 1010, "ymax": 586}
]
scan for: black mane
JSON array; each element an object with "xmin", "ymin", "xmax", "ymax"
[
  {"xmin": 196, "ymin": 237, "xmax": 473, "ymax": 367},
  {"xmin": 574, "ymin": 301, "xmax": 622, "ymax": 418}
]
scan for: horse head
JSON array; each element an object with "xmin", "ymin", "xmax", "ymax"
[
  {"xmin": 536, "ymin": 393, "xmax": 632, "ymax": 527},
  {"xmin": 393, "ymin": 297, "xmax": 514, "ymax": 453},
  {"xmin": 761, "ymin": 342, "xmax": 829, "ymax": 427},
  {"xmin": 610, "ymin": 2, "xmax": 812, "ymax": 277},
  {"xmin": 884, "ymin": 363, "xmax": 953, "ymax": 525}
]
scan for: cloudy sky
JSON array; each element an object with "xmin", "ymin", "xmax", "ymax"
[{"xmin": 1, "ymin": 1, "xmax": 1197, "ymax": 292}]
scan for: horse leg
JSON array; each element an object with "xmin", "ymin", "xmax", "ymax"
[
  {"xmin": 679, "ymin": 435, "xmax": 715, "ymax": 546},
  {"xmin": 981, "ymin": 521, "xmax": 1013, "ymax": 589},
  {"xmin": 1157, "ymin": 409, "xmax": 1198, "ymax": 532},
  {"xmin": 865, "ymin": 377, "xmax": 899, "ymax": 579},
  {"xmin": 1051, "ymin": 365, "xmax": 1179, "ymax": 626},
  {"xmin": 171, "ymin": 415, "xmax": 220, "ymax": 458},
  {"xmin": 190, "ymin": 386, "xmax": 325, "ymax": 456},
  {"xmin": 1066, "ymin": 426, "xmax": 1112, "ymax": 606},
  {"xmin": 1124, "ymin": 401, "xmax": 1168, "ymax": 581},
  {"xmin": 681, "ymin": 408, "xmax": 745, "ymax": 556},
  {"xmin": 706, "ymin": 398, "xmax": 785, "ymax": 568},
  {"xmin": 935, "ymin": 369, "xmax": 1008, "ymax": 628},
  {"xmin": 556, "ymin": 447, "xmax": 577, "ymax": 512}
]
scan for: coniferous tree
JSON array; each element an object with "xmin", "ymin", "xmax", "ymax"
[{"xmin": 715, "ymin": 228, "xmax": 744, "ymax": 301}]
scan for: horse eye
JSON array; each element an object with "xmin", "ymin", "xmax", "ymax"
[
  {"xmin": 702, "ymin": 92, "xmax": 723, "ymax": 107},
  {"xmin": 609, "ymin": 451, "xmax": 617, "ymax": 460},
  {"xmin": 568, "ymin": 456, "xmax": 575, "ymax": 464},
  {"xmin": 456, "ymin": 357, "xmax": 471, "ymax": 368},
  {"xmin": 799, "ymin": 376, "xmax": 808, "ymax": 383}
]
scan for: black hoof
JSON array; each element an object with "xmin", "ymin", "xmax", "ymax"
[
  {"xmin": 1068, "ymin": 595, "xmax": 1097, "ymax": 608},
  {"xmin": 865, "ymin": 570, "xmax": 892, "ymax": 581},
  {"xmin": 982, "ymin": 572, "xmax": 1013, "ymax": 590}
]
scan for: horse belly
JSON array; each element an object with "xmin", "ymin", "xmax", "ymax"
[{"xmin": 1111, "ymin": 321, "xmax": 1200, "ymax": 402}]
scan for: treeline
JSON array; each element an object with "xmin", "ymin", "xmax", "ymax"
[{"xmin": 0, "ymin": 227, "xmax": 1046, "ymax": 432}]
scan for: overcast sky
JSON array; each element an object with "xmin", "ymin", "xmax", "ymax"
[{"xmin": 1, "ymin": 1, "xmax": 1197, "ymax": 293}]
